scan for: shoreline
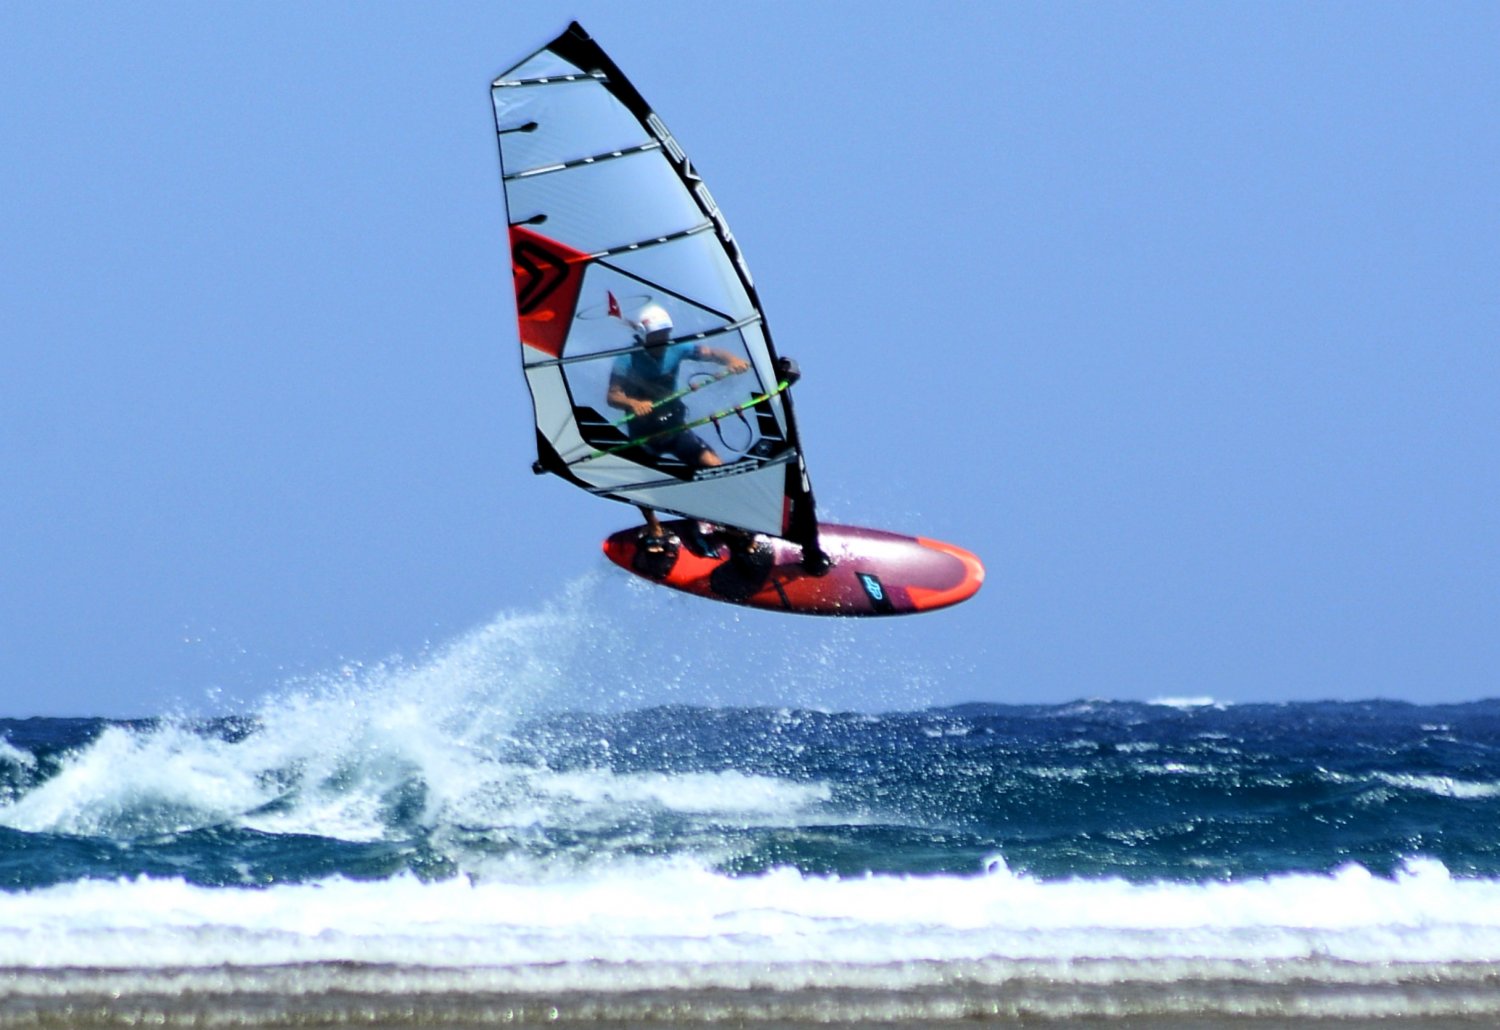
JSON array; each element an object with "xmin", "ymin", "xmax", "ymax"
[{"xmin": 6, "ymin": 962, "xmax": 1500, "ymax": 1028}]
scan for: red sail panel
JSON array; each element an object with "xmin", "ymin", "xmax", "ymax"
[{"xmin": 510, "ymin": 225, "xmax": 589, "ymax": 358}]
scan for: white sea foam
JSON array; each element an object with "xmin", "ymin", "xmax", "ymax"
[
  {"xmin": 1024, "ymin": 765, "xmax": 1092, "ymax": 781},
  {"xmin": 1373, "ymin": 772, "xmax": 1500, "ymax": 799},
  {"xmin": 0, "ymin": 735, "xmax": 36, "ymax": 769},
  {"xmin": 1, "ymin": 857, "xmax": 1498, "ymax": 979},
  {"xmin": 1148, "ymin": 695, "xmax": 1229, "ymax": 709},
  {"xmin": 0, "ymin": 721, "xmax": 279, "ymax": 836},
  {"xmin": 0, "ymin": 600, "xmax": 579, "ymax": 839},
  {"xmin": 1140, "ymin": 761, "xmax": 1219, "ymax": 776},
  {"xmin": 1318, "ymin": 769, "xmax": 1500, "ymax": 802}
]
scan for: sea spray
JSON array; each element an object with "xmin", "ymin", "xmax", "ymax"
[{"xmin": 0, "ymin": 584, "xmax": 601, "ymax": 847}]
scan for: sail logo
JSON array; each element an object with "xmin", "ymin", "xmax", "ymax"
[
  {"xmin": 646, "ymin": 112, "xmax": 755, "ymax": 288},
  {"xmin": 508, "ymin": 226, "xmax": 589, "ymax": 357},
  {"xmin": 512, "ymin": 237, "xmax": 571, "ymax": 315},
  {"xmin": 693, "ymin": 458, "xmax": 758, "ymax": 481}
]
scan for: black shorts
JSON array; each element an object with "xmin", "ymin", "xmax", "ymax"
[{"xmin": 627, "ymin": 403, "xmax": 712, "ymax": 466}]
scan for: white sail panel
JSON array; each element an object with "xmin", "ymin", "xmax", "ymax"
[
  {"xmin": 605, "ymin": 233, "xmax": 757, "ymax": 323},
  {"xmin": 505, "ymin": 153, "xmax": 702, "ymax": 257},
  {"xmin": 495, "ymin": 86, "xmax": 646, "ymax": 176},
  {"xmin": 620, "ymin": 463, "xmax": 793, "ymax": 537}
]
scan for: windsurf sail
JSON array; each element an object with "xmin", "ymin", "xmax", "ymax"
[{"xmin": 490, "ymin": 23, "xmax": 821, "ymax": 555}]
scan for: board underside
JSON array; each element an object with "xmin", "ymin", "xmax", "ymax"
[{"xmin": 602, "ymin": 520, "xmax": 984, "ymax": 616}]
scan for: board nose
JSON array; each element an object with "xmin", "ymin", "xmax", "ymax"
[{"xmin": 908, "ymin": 538, "xmax": 986, "ymax": 612}]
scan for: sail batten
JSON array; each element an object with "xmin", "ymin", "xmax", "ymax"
[
  {"xmin": 492, "ymin": 22, "xmax": 820, "ymax": 550},
  {"xmin": 501, "ymin": 141, "xmax": 662, "ymax": 182},
  {"xmin": 529, "ymin": 315, "xmax": 765, "ymax": 370},
  {"xmin": 492, "ymin": 72, "xmax": 607, "ymax": 89},
  {"xmin": 582, "ymin": 222, "xmax": 716, "ymax": 261}
]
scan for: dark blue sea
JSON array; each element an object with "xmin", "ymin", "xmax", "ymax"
[{"xmin": 5, "ymin": 610, "xmax": 1500, "ymax": 1025}]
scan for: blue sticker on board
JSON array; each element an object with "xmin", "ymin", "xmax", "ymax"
[{"xmin": 856, "ymin": 572, "xmax": 893, "ymax": 613}]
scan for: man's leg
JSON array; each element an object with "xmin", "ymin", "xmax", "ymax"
[{"xmin": 639, "ymin": 506, "xmax": 664, "ymax": 539}]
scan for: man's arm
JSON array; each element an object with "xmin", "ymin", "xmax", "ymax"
[
  {"xmin": 693, "ymin": 346, "xmax": 749, "ymax": 374},
  {"xmin": 607, "ymin": 375, "xmax": 655, "ymax": 416}
]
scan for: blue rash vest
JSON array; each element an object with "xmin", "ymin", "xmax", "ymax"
[{"xmin": 612, "ymin": 343, "xmax": 699, "ymax": 402}]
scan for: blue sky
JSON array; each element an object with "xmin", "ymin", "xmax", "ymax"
[{"xmin": 3, "ymin": 3, "xmax": 1496, "ymax": 716}]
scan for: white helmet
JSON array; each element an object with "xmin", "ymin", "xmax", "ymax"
[{"xmin": 634, "ymin": 303, "xmax": 673, "ymax": 339}]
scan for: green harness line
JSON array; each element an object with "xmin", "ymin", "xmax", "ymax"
[
  {"xmin": 600, "ymin": 365, "xmax": 741, "ymax": 432},
  {"xmin": 571, "ymin": 378, "xmax": 793, "ymax": 467}
]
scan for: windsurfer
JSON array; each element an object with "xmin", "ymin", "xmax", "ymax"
[
  {"xmin": 606, "ymin": 304, "xmax": 816, "ymax": 575},
  {"xmin": 606, "ymin": 304, "xmax": 747, "ymax": 551}
]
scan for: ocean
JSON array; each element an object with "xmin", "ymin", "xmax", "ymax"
[{"xmin": 5, "ymin": 607, "xmax": 1500, "ymax": 1026}]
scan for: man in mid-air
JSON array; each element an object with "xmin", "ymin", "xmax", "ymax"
[{"xmin": 606, "ymin": 303, "xmax": 747, "ymax": 551}]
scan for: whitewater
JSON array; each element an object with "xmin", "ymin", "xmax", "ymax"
[{"xmin": 5, "ymin": 581, "xmax": 1500, "ymax": 1026}]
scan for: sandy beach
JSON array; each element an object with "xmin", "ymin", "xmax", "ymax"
[{"xmin": 7, "ymin": 961, "xmax": 1500, "ymax": 1028}]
